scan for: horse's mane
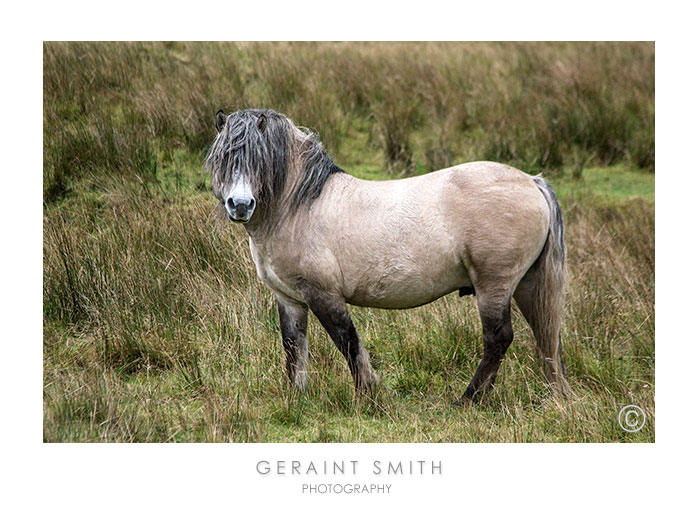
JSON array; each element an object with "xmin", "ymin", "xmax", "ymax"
[
  {"xmin": 204, "ymin": 109, "xmax": 344, "ymax": 211},
  {"xmin": 293, "ymin": 127, "xmax": 344, "ymax": 208}
]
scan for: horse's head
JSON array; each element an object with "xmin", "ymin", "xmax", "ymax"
[
  {"xmin": 205, "ymin": 109, "xmax": 289, "ymax": 225},
  {"xmin": 205, "ymin": 108, "xmax": 343, "ymax": 227},
  {"xmin": 216, "ymin": 110, "xmax": 258, "ymax": 223}
]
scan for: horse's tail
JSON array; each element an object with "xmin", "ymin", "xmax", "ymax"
[{"xmin": 515, "ymin": 176, "xmax": 570, "ymax": 397}]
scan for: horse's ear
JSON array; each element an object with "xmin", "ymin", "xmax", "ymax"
[
  {"xmin": 257, "ymin": 113, "xmax": 267, "ymax": 134},
  {"xmin": 215, "ymin": 110, "xmax": 227, "ymax": 132}
]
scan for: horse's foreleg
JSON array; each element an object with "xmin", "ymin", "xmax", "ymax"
[
  {"xmin": 276, "ymin": 296, "xmax": 309, "ymax": 389},
  {"xmin": 300, "ymin": 285, "xmax": 378, "ymax": 392},
  {"xmin": 456, "ymin": 297, "xmax": 514, "ymax": 405}
]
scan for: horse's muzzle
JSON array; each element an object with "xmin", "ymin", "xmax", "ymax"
[{"xmin": 226, "ymin": 196, "xmax": 255, "ymax": 223}]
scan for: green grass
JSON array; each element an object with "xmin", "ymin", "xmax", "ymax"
[
  {"xmin": 552, "ymin": 164, "xmax": 655, "ymax": 201},
  {"xmin": 43, "ymin": 42, "xmax": 654, "ymax": 443}
]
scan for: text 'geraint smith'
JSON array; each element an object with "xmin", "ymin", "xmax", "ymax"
[{"xmin": 256, "ymin": 460, "xmax": 443, "ymax": 476}]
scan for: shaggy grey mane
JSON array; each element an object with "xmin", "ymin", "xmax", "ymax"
[
  {"xmin": 204, "ymin": 108, "xmax": 344, "ymax": 212},
  {"xmin": 294, "ymin": 131, "xmax": 344, "ymax": 207}
]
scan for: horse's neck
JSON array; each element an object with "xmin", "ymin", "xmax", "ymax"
[{"xmin": 245, "ymin": 203, "xmax": 308, "ymax": 252}]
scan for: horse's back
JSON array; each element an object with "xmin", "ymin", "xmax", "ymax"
[{"xmin": 441, "ymin": 161, "xmax": 540, "ymax": 191}]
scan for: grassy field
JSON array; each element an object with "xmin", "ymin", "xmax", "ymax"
[{"xmin": 43, "ymin": 42, "xmax": 654, "ymax": 442}]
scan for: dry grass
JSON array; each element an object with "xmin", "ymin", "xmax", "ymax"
[{"xmin": 43, "ymin": 41, "xmax": 654, "ymax": 201}]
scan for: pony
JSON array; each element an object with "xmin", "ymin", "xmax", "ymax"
[{"xmin": 205, "ymin": 108, "xmax": 569, "ymax": 404}]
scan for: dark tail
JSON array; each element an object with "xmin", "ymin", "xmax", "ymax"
[{"xmin": 515, "ymin": 176, "xmax": 569, "ymax": 397}]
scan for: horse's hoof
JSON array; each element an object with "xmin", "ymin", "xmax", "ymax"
[
  {"xmin": 453, "ymin": 387, "xmax": 480, "ymax": 406},
  {"xmin": 356, "ymin": 370, "xmax": 379, "ymax": 393},
  {"xmin": 358, "ymin": 381, "xmax": 379, "ymax": 395}
]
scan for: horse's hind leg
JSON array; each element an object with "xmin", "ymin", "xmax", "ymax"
[
  {"xmin": 299, "ymin": 284, "xmax": 378, "ymax": 392},
  {"xmin": 455, "ymin": 293, "xmax": 514, "ymax": 405},
  {"xmin": 276, "ymin": 296, "xmax": 309, "ymax": 389}
]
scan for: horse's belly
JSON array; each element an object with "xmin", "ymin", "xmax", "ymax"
[{"xmin": 345, "ymin": 262, "xmax": 472, "ymax": 309}]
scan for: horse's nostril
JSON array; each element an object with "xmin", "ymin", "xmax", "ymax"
[
  {"xmin": 226, "ymin": 197, "xmax": 235, "ymax": 210},
  {"xmin": 249, "ymin": 198, "xmax": 256, "ymax": 209}
]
